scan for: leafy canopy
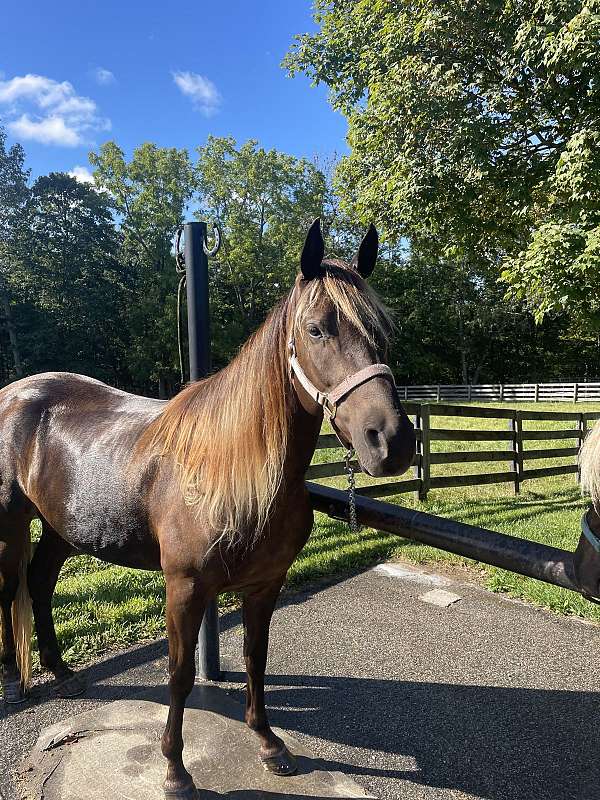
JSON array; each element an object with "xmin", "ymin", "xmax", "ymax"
[
  {"xmin": 285, "ymin": 0, "xmax": 600, "ymax": 324},
  {"xmin": 196, "ymin": 136, "xmax": 327, "ymax": 363}
]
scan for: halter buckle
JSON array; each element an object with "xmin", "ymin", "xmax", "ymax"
[{"xmin": 322, "ymin": 397, "xmax": 337, "ymax": 420}]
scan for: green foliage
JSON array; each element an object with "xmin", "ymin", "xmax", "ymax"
[
  {"xmin": 196, "ymin": 136, "xmax": 327, "ymax": 365},
  {"xmin": 0, "ymin": 128, "xmax": 29, "ymax": 246},
  {"xmin": 0, "ymin": 129, "xmax": 30, "ymax": 380},
  {"xmin": 286, "ymin": 0, "xmax": 600, "ymax": 327},
  {"xmin": 9, "ymin": 173, "xmax": 128, "ymax": 381},
  {"xmin": 502, "ymin": 129, "xmax": 600, "ymax": 324},
  {"xmin": 90, "ymin": 141, "xmax": 195, "ymax": 391},
  {"xmin": 1, "ymin": 119, "xmax": 599, "ymax": 388}
]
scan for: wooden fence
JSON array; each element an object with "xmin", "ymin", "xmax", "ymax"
[
  {"xmin": 306, "ymin": 402, "xmax": 600, "ymax": 501},
  {"xmin": 396, "ymin": 382, "xmax": 600, "ymax": 403}
]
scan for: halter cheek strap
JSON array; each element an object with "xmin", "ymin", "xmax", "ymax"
[
  {"xmin": 288, "ymin": 339, "xmax": 395, "ymax": 420},
  {"xmin": 581, "ymin": 512, "xmax": 600, "ymax": 554}
]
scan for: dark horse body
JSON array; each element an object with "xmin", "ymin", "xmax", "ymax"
[
  {"xmin": 4, "ymin": 374, "xmax": 165, "ymax": 569},
  {"xmin": 0, "ymin": 221, "xmax": 416, "ymax": 798}
]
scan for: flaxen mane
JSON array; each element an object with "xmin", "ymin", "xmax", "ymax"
[{"xmin": 142, "ymin": 261, "xmax": 392, "ymax": 543}]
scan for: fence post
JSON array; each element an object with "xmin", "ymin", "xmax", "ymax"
[
  {"xmin": 515, "ymin": 410, "xmax": 524, "ymax": 490},
  {"xmin": 184, "ymin": 221, "xmax": 221, "ymax": 682},
  {"xmin": 404, "ymin": 385, "xmax": 408, "ymax": 401},
  {"xmin": 413, "ymin": 405, "xmax": 422, "ymax": 501},
  {"xmin": 508, "ymin": 412, "xmax": 520, "ymax": 495},
  {"xmin": 418, "ymin": 404, "xmax": 431, "ymax": 501},
  {"xmin": 535, "ymin": 383, "xmax": 539, "ymax": 402},
  {"xmin": 577, "ymin": 412, "xmax": 587, "ymax": 484},
  {"xmin": 574, "ymin": 383, "xmax": 579, "ymax": 402},
  {"xmin": 468, "ymin": 384, "xmax": 472, "ymax": 402}
]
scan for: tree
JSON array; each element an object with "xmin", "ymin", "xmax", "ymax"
[
  {"xmin": 90, "ymin": 142, "xmax": 195, "ymax": 394},
  {"xmin": 0, "ymin": 126, "xmax": 30, "ymax": 378},
  {"xmin": 11, "ymin": 173, "xmax": 127, "ymax": 382},
  {"xmin": 195, "ymin": 136, "xmax": 327, "ymax": 364},
  {"xmin": 285, "ymin": 1, "xmax": 600, "ymax": 326}
]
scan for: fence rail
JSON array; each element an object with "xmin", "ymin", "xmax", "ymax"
[
  {"xmin": 396, "ymin": 382, "xmax": 600, "ymax": 402},
  {"xmin": 306, "ymin": 402, "xmax": 600, "ymax": 501}
]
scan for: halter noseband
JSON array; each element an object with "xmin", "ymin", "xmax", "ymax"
[{"xmin": 288, "ymin": 339, "xmax": 395, "ymax": 421}]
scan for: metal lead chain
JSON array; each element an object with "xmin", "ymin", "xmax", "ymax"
[{"xmin": 345, "ymin": 449, "xmax": 360, "ymax": 533}]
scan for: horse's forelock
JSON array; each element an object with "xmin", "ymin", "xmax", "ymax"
[{"xmin": 294, "ymin": 259, "xmax": 393, "ymax": 348}]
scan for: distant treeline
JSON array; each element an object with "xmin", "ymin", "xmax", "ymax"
[{"xmin": 0, "ymin": 129, "xmax": 598, "ymax": 397}]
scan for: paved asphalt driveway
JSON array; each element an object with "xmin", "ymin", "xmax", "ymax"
[{"xmin": 2, "ymin": 563, "xmax": 599, "ymax": 800}]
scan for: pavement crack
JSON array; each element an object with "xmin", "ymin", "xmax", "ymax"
[
  {"xmin": 43, "ymin": 727, "xmax": 136, "ymax": 751},
  {"xmin": 39, "ymin": 758, "xmax": 62, "ymax": 800}
]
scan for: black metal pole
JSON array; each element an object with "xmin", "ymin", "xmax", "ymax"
[
  {"xmin": 307, "ymin": 482, "xmax": 580, "ymax": 593},
  {"xmin": 184, "ymin": 221, "xmax": 221, "ymax": 681}
]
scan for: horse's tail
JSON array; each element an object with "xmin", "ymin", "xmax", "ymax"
[
  {"xmin": 11, "ymin": 534, "xmax": 33, "ymax": 688},
  {"xmin": 580, "ymin": 420, "xmax": 600, "ymax": 509}
]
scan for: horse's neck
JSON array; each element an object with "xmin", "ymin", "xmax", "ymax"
[{"xmin": 283, "ymin": 397, "xmax": 323, "ymax": 482}]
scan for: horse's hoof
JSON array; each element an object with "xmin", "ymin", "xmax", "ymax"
[
  {"xmin": 164, "ymin": 777, "xmax": 199, "ymax": 799},
  {"xmin": 260, "ymin": 744, "xmax": 298, "ymax": 776},
  {"xmin": 2, "ymin": 678, "xmax": 26, "ymax": 705},
  {"xmin": 52, "ymin": 673, "xmax": 86, "ymax": 698}
]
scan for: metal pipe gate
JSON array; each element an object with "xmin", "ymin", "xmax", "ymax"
[{"xmin": 307, "ymin": 482, "xmax": 579, "ymax": 592}]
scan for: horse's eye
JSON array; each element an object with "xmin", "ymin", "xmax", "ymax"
[{"xmin": 307, "ymin": 324, "xmax": 322, "ymax": 339}]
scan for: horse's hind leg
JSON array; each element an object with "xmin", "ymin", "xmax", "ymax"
[
  {"xmin": 27, "ymin": 520, "xmax": 85, "ymax": 697},
  {"xmin": 0, "ymin": 511, "xmax": 32, "ymax": 704},
  {"xmin": 243, "ymin": 578, "xmax": 297, "ymax": 776}
]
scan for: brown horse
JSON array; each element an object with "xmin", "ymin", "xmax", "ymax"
[{"xmin": 0, "ymin": 219, "xmax": 415, "ymax": 798}]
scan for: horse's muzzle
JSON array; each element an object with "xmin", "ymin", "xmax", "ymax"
[{"xmin": 356, "ymin": 413, "xmax": 416, "ymax": 478}]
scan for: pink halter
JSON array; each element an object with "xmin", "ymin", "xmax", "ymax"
[{"xmin": 288, "ymin": 339, "xmax": 394, "ymax": 420}]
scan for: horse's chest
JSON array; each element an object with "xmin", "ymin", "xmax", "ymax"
[{"xmin": 224, "ymin": 501, "xmax": 313, "ymax": 590}]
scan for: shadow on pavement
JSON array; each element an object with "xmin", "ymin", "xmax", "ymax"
[
  {"xmin": 222, "ymin": 670, "xmax": 599, "ymax": 800},
  {"xmin": 15, "ymin": 664, "xmax": 598, "ymax": 800}
]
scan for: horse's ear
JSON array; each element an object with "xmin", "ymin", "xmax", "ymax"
[
  {"xmin": 300, "ymin": 218, "xmax": 325, "ymax": 280},
  {"xmin": 352, "ymin": 224, "xmax": 378, "ymax": 278}
]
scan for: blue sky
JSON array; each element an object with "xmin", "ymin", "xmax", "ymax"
[{"xmin": 0, "ymin": 1, "xmax": 347, "ymax": 181}]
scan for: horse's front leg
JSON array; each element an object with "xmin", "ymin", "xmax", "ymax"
[
  {"xmin": 162, "ymin": 573, "xmax": 206, "ymax": 799},
  {"xmin": 243, "ymin": 578, "xmax": 297, "ymax": 776}
]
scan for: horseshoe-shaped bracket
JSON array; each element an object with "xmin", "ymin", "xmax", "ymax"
[{"xmin": 203, "ymin": 223, "xmax": 221, "ymax": 257}]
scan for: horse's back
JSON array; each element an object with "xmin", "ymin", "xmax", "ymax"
[
  {"xmin": 0, "ymin": 371, "xmax": 163, "ymax": 465},
  {"xmin": 0, "ymin": 372, "xmax": 165, "ymax": 568},
  {"xmin": 0, "ymin": 371, "xmax": 163, "ymax": 414}
]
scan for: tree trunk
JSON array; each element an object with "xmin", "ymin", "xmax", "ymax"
[
  {"xmin": 158, "ymin": 374, "xmax": 167, "ymax": 399},
  {"xmin": 457, "ymin": 308, "xmax": 468, "ymax": 384}
]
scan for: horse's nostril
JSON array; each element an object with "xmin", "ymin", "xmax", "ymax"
[{"xmin": 365, "ymin": 427, "xmax": 381, "ymax": 449}]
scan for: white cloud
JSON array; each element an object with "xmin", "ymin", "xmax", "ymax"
[
  {"xmin": 172, "ymin": 71, "xmax": 221, "ymax": 116},
  {"xmin": 0, "ymin": 73, "xmax": 110, "ymax": 147},
  {"xmin": 9, "ymin": 115, "xmax": 81, "ymax": 146},
  {"xmin": 68, "ymin": 165, "xmax": 94, "ymax": 183},
  {"xmin": 94, "ymin": 67, "xmax": 115, "ymax": 86}
]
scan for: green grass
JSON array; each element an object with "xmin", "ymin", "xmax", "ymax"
[{"xmin": 40, "ymin": 401, "xmax": 600, "ymax": 671}]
